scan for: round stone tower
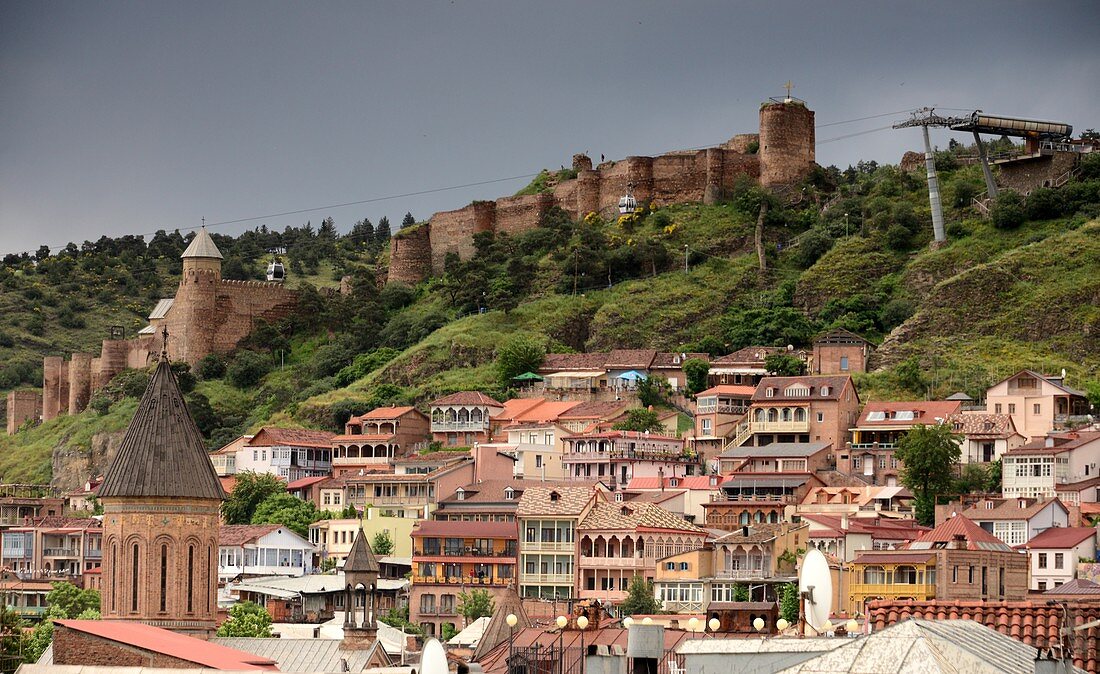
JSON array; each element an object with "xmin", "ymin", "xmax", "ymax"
[
  {"xmin": 759, "ymin": 99, "xmax": 816, "ymax": 189},
  {"xmin": 98, "ymin": 339, "xmax": 225, "ymax": 638},
  {"xmin": 171, "ymin": 227, "xmax": 223, "ymax": 364}
]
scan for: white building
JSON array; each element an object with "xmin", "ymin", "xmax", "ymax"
[
  {"xmin": 953, "ymin": 497, "xmax": 1069, "ymax": 547},
  {"xmin": 218, "ymin": 524, "xmax": 316, "ymax": 581},
  {"xmin": 1002, "ymin": 431, "xmax": 1100, "ymax": 499},
  {"xmin": 234, "ymin": 427, "xmax": 335, "ymax": 481},
  {"xmin": 945, "ymin": 413, "xmax": 1026, "ymax": 464},
  {"xmin": 1023, "ymin": 526, "xmax": 1098, "ymax": 591}
]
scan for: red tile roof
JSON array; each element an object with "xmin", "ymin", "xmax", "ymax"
[
  {"xmin": 247, "ymin": 427, "xmax": 336, "ymax": 449},
  {"xmin": 1009, "ymin": 431, "xmax": 1100, "ymax": 455},
  {"xmin": 350, "ymin": 405, "xmax": 421, "ymax": 421},
  {"xmin": 907, "ymin": 514, "xmax": 1012, "ymax": 551},
  {"xmin": 286, "ymin": 476, "xmax": 330, "ymax": 490},
  {"xmin": 411, "ymin": 520, "xmax": 517, "ymax": 539},
  {"xmin": 696, "ymin": 385, "xmax": 756, "ymax": 397},
  {"xmin": 563, "ymin": 430, "xmax": 682, "ymax": 443},
  {"xmin": 626, "ymin": 476, "xmax": 727, "ymax": 491},
  {"xmin": 330, "ymin": 433, "xmax": 396, "ymax": 442},
  {"xmin": 558, "ymin": 401, "xmax": 631, "ymax": 420},
  {"xmin": 1020, "ymin": 526, "xmax": 1097, "ymax": 550},
  {"xmin": 855, "ymin": 400, "xmax": 962, "ymax": 427},
  {"xmin": 55, "ymin": 619, "xmax": 278, "ymax": 670},
  {"xmin": 867, "ymin": 600, "xmax": 1100, "ymax": 673},
  {"xmin": 711, "ymin": 347, "xmax": 780, "ymax": 365},
  {"xmin": 431, "ymin": 391, "xmax": 504, "ymax": 407},
  {"xmin": 604, "ymin": 349, "xmax": 657, "ymax": 369},
  {"xmin": 219, "ymin": 524, "xmax": 281, "ymax": 546},
  {"xmin": 851, "ymin": 551, "xmax": 937, "ymax": 565},
  {"xmin": 751, "ymin": 375, "xmax": 853, "ymax": 402},
  {"xmin": 514, "ymin": 401, "xmax": 582, "ymax": 423},
  {"xmin": 1043, "ymin": 578, "xmax": 1100, "ymax": 596}
]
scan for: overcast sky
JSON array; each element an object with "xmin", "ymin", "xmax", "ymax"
[{"xmin": 2, "ymin": 1, "xmax": 1097, "ymax": 255}]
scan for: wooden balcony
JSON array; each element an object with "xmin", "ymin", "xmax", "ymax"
[{"xmin": 849, "ymin": 582, "xmax": 935, "ymax": 597}]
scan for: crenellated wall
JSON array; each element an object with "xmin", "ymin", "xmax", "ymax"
[
  {"xmin": 384, "ymin": 97, "xmax": 810, "ymax": 285},
  {"xmin": 6, "ymin": 390, "xmax": 41, "ymax": 434}
]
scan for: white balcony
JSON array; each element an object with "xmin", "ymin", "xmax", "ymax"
[
  {"xmin": 522, "ymin": 541, "xmax": 574, "ymax": 553},
  {"xmin": 579, "ymin": 556, "xmax": 646, "ymax": 569},
  {"xmin": 520, "ymin": 572, "xmax": 574, "ymax": 585},
  {"xmin": 431, "ymin": 421, "xmax": 489, "ymax": 433}
]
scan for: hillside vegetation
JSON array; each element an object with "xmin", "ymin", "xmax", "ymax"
[{"xmin": 2, "ymin": 151, "xmax": 1100, "ymax": 485}]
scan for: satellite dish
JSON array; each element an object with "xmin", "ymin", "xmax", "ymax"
[
  {"xmin": 798, "ymin": 548, "xmax": 833, "ymax": 636},
  {"xmin": 419, "ymin": 638, "xmax": 447, "ymax": 674}
]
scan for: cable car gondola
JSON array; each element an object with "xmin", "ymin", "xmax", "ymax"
[
  {"xmin": 266, "ymin": 248, "xmax": 286, "ymax": 282},
  {"xmin": 618, "ymin": 181, "xmax": 638, "ymax": 215}
]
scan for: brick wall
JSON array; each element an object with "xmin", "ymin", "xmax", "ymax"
[
  {"xmin": 997, "ymin": 152, "xmax": 1079, "ymax": 195},
  {"xmin": 495, "ymin": 193, "xmax": 554, "ymax": 235},
  {"xmin": 388, "ymin": 224, "xmax": 433, "ymax": 286},
  {"xmin": 53, "ymin": 624, "xmax": 200, "ymax": 667},
  {"xmin": 67, "ymin": 352, "xmax": 94, "ymax": 415},
  {"xmin": 428, "ymin": 201, "xmax": 496, "ymax": 275},
  {"xmin": 760, "ymin": 102, "xmax": 815, "ymax": 188},
  {"xmin": 813, "ymin": 343, "xmax": 869, "ymax": 375},
  {"xmin": 6, "ymin": 390, "xmax": 40, "ymax": 435},
  {"xmin": 935, "ymin": 548, "xmax": 1029, "ymax": 601}
]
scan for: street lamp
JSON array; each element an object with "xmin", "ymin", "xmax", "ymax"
[
  {"xmin": 577, "ymin": 614, "xmax": 589, "ymax": 664},
  {"xmin": 776, "ymin": 618, "xmax": 790, "ymax": 632},
  {"xmin": 506, "ymin": 613, "xmax": 518, "ymax": 673},
  {"xmin": 753, "ymin": 617, "xmax": 765, "ymax": 636},
  {"xmin": 555, "ymin": 616, "xmax": 567, "ymax": 674},
  {"xmin": 687, "ymin": 616, "xmax": 699, "ymax": 637},
  {"xmin": 846, "ymin": 618, "xmax": 859, "ymax": 637},
  {"xmin": 622, "ymin": 616, "xmax": 634, "ymax": 629},
  {"xmin": 641, "ymin": 617, "xmax": 653, "ymax": 626}
]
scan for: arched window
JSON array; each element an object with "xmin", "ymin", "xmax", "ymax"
[
  {"xmin": 187, "ymin": 545, "xmax": 195, "ymax": 613},
  {"xmin": 755, "ymin": 409, "xmax": 766, "ymax": 422},
  {"xmin": 781, "ymin": 408, "xmax": 792, "ymax": 422},
  {"xmin": 131, "ymin": 543, "xmax": 140, "ymax": 612},
  {"xmin": 794, "ymin": 408, "xmax": 806, "ymax": 422},
  {"xmin": 739, "ymin": 511, "xmax": 750, "ymax": 525},
  {"xmin": 110, "ymin": 543, "xmax": 117, "ymax": 613},
  {"xmin": 768, "ymin": 511, "xmax": 779, "ymax": 523},
  {"xmin": 160, "ymin": 544, "xmax": 168, "ymax": 612},
  {"xmin": 768, "ymin": 408, "xmax": 778, "ymax": 422}
]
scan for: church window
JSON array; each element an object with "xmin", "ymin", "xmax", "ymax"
[
  {"xmin": 160, "ymin": 545, "xmax": 168, "ymax": 612},
  {"xmin": 110, "ymin": 544, "xmax": 117, "ymax": 613},
  {"xmin": 187, "ymin": 546, "xmax": 195, "ymax": 613},
  {"xmin": 207, "ymin": 545, "xmax": 213, "ymax": 613},
  {"xmin": 131, "ymin": 543, "xmax": 139, "ymax": 612}
]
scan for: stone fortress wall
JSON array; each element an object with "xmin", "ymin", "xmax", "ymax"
[
  {"xmin": 38, "ymin": 251, "xmax": 298, "ymax": 425},
  {"xmin": 387, "ymin": 100, "xmax": 815, "ymax": 286}
]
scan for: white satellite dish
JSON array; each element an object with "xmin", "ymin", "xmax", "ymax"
[
  {"xmin": 798, "ymin": 547, "xmax": 833, "ymax": 636},
  {"xmin": 419, "ymin": 638, "xmax": 448, "ymax": 674}
]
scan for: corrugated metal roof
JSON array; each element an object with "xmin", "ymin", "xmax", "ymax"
[
  {"xmin": 147, "ymin": 298, "xmax": 174, "ymax": 320},
  {"xmin": 720, "ymin": 442, "xmax": 831, "ymax": 459},
  {"xmin": 181, "ymin": 226, "xmax": 224, "ymax": 259},
  {"xmin": 99, "ymin": 357, "xmax": 225, "ymax": 500},
  {"xmin": 211, "ymin": 637, "xmax": 374, "ymax": 671}
]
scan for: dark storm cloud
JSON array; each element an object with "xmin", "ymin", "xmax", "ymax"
[{"xmin": 1, "ymin": 1, "xmax": 1097, "ymax": 254}]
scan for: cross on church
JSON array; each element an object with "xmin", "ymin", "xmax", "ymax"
[{"xmin": 784, "ymin": 81, "xmax": 794, "ymax": 99}]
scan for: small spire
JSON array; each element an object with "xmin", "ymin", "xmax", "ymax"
[{"xmin": 161, "ymin": 326, "xmax": 170, "ymax": 360}]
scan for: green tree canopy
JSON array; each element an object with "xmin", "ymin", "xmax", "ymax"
[
  {"xmin": 681, "ymin": 358, "xmax": 710, "ymax": 395},
  {"xmin": 764, "ymin": 353, "xmax": 807, "ymax": 376},
  {"xmin": 251, "ymin": 493, "xmax": 321, "ymax": 538},
  {"xmin": 371, "ymin": 530, "xmax": 394, "ymax": 556},
  {"xmin": 222, "ymin": 471, "xmax": 287, "ymax": 524},
  {"xmin": 612, "ymin": 409, "xmax": 665, "ymax": 434},
  {"xmin": 618, "ymin": 576, "xmax": 660, "ymax": 615},
  {"xmin": 216, "ymin": 601, "xmax": 275, "ymax": 638},
  {"xmin": 458, "ymin": 589, "xmax": 495, "ymax": 623},
  {"xmin": 496, "ymin": 335, "xmax": 546, "ymax": 384},
  {"xmin": 636, "ymin": 375, "xmax": 670, "ymax": 408},
  {"xmin": 894, "ymin": 424, "xmax": 961, "ymax": 525}
]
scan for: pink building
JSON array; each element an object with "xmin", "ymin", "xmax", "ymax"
[
  {"xmin": 331, "ymin": 406, "xmax": 430, "ymax": 476},
  {"xmin": 562, "ymin": 430, "xmax": 697, "ymax": 489},
  {"xmin": 430, "ymin": 392, "xmax": 505, "ymax": 446},
  {"xmin": 576, "ymin": 499, "xmax": 708, "ymax": 602}
]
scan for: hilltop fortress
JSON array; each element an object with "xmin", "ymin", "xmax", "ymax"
[
  {"xmin": 38, "ymin": 229, "xmax": 298, "ymax": 423},
  {"xmin": 388, "ymin": 98, "xmax": 815, "ymax": 285}
]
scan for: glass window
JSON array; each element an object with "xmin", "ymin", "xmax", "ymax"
[{"xmin": 1055, "ymin": 553, "xmax": 1064, "ymax": 569}]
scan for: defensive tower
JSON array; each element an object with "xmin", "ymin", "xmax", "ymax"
[
  {"xmin": 169, "ymin": 226, "xmax": 223, "ymax": 365},
  {"xmin": 759, "ymin": 97, "xmax": 816, "ymax": 189}
]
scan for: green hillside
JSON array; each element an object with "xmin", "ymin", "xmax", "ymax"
[{"xmin": 3, "ymin": 153, "xmax": 1100, "ymax": 486}]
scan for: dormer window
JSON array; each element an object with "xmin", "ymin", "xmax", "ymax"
[
  {"xmin": 985, "ymin": 502, "xmax": 994, "ymax": 509},
  {"xmin": 455, "ymin": 488, "xmax": 465, "ymax": 501},
  {"xmin": 620, "ymin": 506, "xmax": 632, "ymax": 516},
  {"xmin": 820, "ymin": 386, "xmax": 831, "ymax": 396},
  {"xmin": 504, "ymin": 488, "xmax": 515, "ymax": 501},
  {"xmin": 614, "ymin": 492, "xmax": 623, "ymax": 502},
  {"xmin": 669, "ymin": 478, "xmax": 679, "ymax": 487},
  {"xmin": 550, "ymin": 491, "xmax": 560, "ymax": 502},
  {"xmin": 765, "ymin": 388, "xmax": 775, "ymax": 398},
  {"xmin": 786, "ymin": 385, "xmax": 810, "ymax": 397}
]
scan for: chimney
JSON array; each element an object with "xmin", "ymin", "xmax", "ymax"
[
  {"xmin": 658, "ymin": 467, "xmax": 665, "ymax": 492},
  {"xmin": 742, "ymin": 525, "xmax": 750, "ymax": 538},
  {"xmin": 1045, "ymin": 436, "xmax": 1056, "ymax": 448},
  {"xmin": 952, "ymin": 534, "xmax": 967, "ymax": 550},
  {"xmin": 841, "ymin": 513, "xmax": 849, "ymax": 531}
]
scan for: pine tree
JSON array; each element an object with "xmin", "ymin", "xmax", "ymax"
[
  {"xmin": 374, "ymin": 217, "xmax": 392, "ymax": 246},
  {"xmin": 401, "ymin": 212, "xmax": 416, "ymax": 228}
]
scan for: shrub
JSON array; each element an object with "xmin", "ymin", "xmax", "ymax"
[
  {"xmin": 884, "ymin": 223, "xmax": 912, "ymax": 251},
  {"xmin": 795, "ymin": 229, "xmax": 834, "ymax": 269},
  {"xmin": 226, "ymin": 350, "xmax": 271, "ymax": 388},
  {"xmin": 379, "ymin": 283, "xmax": 416, "ymax": 312},
  {"xmin": 1025, "ymin": 187, "xmax": 1064, "ymax": 220},
  {"xmin": 990, "ymin": 191, "xmax": 1026, "ymax": 230},
  {"xmin": 196, "ymin": 353, "xmax": 227, "ymax": 380}
]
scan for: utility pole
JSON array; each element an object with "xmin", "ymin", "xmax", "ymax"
[
  {"xmin": 684, "ymin": 245, "xmax": 689, "ymax": 273},
  {"xmin": 893, "ymin": 108, "xmax": 957, "ymax": 243},
  {"xmin": 573, "ymin": 249, "xmax": 579, "ymax": 297}
]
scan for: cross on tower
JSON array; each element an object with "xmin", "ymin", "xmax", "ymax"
[
  {"xmin": 161, "ymin": 326, "xmax": 170, "ymax": 358},
  {"xmin": 784, "ymin": 81, "xmax": 794, "ymax": 99},
  {"xmin": 201, "ymin": 217, "xmax": 205, "ymax": 228}
]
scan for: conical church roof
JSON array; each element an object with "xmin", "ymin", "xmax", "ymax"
[
  {"xmin": 345, "ymin": 529, "xmax": 380, "ymax": 574},
  {"xmin": 181, "ymin": 226, "xmax": 224, "ymax": 260},
  {"xmin": 472, "ymin": 588, "xmax": 530, "ymax": 662},
  {"xmin": 99, "ymin": 354, "xmax": 226, "ymax": 500}
]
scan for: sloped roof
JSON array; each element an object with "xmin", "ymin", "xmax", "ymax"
[
  {"xmin": 945, "ymin": 413, "xmax": 1019, "ymax": 438},
  {"xmin": 431, "ymin": 391, "xmax": 503, "ymax": 407},
  {"xmin": 993, "ymin": 369, "xmax": 1088, "ymax": 398},
  {"xmin": 412, "ymin": 520, "xmax": 517, "ymax": 539},
  {"xmin": 752, "ymin": 376, "xmax": 853, "ymax": 402},
  {"xmin": 1043, "ymin": 578, "xmax": 1100, "ymax": 595},
  {"xmin": 696, "ymin": 385, "xmax": 756, "ymax": 397},
  {"xmin": 812, "ymin": 328, "xmax": 873, "ymax": 347},
  {"xmin": 248, "ymin": 427, "xmax": 336, "ymax": 449},
  {"xmin": 1010, "ymin": 431, "xmax": 1100, "ymax": 455},
  {"xmin": 721, "ymin": 441, "xmax": 831, "ymax": 459},
  {"xmin": 147, "ymin": 298, "xmax": 174, "ymax": 320},
  {"xmin": 1021, "ymin": 526, "xmax": 1097, "ymax": 549},
  {"xmin": 855, "ymin": 401, "xmax": 961, "ymax": 427},
  {"xmin": 514, "ymin": 400, "xmax": 582, "ymax": 423},
  {"xmin": 711, "ymin": 347, "xmax": 780, "ymax": 365},
  {"xmin": 604, "ymin": 349, "xmax": 657, "ymax": 369},
  {"xmin": 219, "ymin": 524, "xmax": 281, "ymax": 546},
  {"xmin": 180, "ymin": 226, "xmax": 224, "ymax": 259},
  {"xmin": 579, "ymin": 500, "xmax": 706, "ymax": 534},
  {"xmin": 286, "ymin": 476, "xmax": 331, "ymax": 490},
  {"xmin": 54, "ymin": 619, "xmax": 276, "ymax": 669},
  {"xmin": 350, "ymin": 405, "xmax": 422, "ymax": 421},
  {"xmin": 472, "ymin": 588, "xmax": 530, "ymax": 661},
  {"xmin": 99, "ymin": 356, "xmax": 225, "ymax": 501},
  {"xmin": 868, "ymin": 600, "xmax": 1100, "ymax": 673},
  {"xmin": 626, "ymin": 475, "xmax": 727, "ymax": 491},
  {"xmin": 907, "ymin": 514, "xmax": 1013, "ymax": 551},
  {"xmin": 778, "ymin": 619, "xmax": 1036, "ymax": 674},
  {"xmin": 344, "ymin": 529, "xmax": 380, "ymax": 574},
  {"xmin": 651, "ymin": 352, "xmax": 709, "ymax": 367},
  {"xmin": 211, "ymin": 637, "xmax": 375, "ymax": 672},
  {"xmin": 516, "ymin": 485, "xmax": 597, "ymax": 517},
  {"xmin": 960, "ymin": 497, "xmax": 1066, "ymax": 522},
  {"xmin": 558, "ymin": 401, "xmax": 631, "ymax": 420}
]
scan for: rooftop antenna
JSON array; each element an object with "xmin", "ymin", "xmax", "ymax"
[{"xmin": 798, "ymin": 547, "xmax": 833, "ymax": 636}]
